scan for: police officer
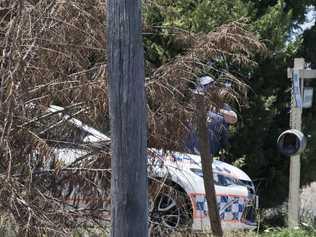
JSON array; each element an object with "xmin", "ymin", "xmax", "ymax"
[{"xmin": 186, "ymin": 76, "xmax": 237, "ymax": 156}]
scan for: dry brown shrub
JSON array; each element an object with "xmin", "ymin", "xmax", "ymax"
[
  {"xmin": 0, "ymin": 0, "xmax": 265, "ymax": 236},
  {"xmin": 147, "ymin": 21, "xmax": 266, "ymax": 150}
]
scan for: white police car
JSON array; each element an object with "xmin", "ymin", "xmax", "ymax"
[{"xmin": 48, "ymin": 105, "xmax": 258, "ymax": 234}]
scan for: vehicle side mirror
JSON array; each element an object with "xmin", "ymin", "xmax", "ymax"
[{"xmin": 277, "ymin": 129, "xmax": 307, "ymax": 156}]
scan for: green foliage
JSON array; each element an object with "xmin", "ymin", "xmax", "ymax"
[
  {"xmin": 300, "ymin": 25, "xmax": 316, "ymax": 68},
  {"xmin": 142, "ymin": 0, "xmax": 316, "ymax": 209},
  {"xmin": 301, "ymin": 92, "xmax": 316, "ymax": 184},
  {"xmin": 245, "ymin": 0, "xmax": 316, "ymax": 24},
  {"xmin": 182, "ymin": 0, "xmax": 251, "ymax": 32},
  {"xmin": 296, "ymin": 25, "xmax": 316, "ymax": 184},
  {"xmin": 144, "ymin": 0, "xmax": 251, "ymax": 32},
  {"xmin": 227, "ymin": 47, "xmax": 299, "ymax": 207},
  {"xmin": 253, "ymin": 0, "xmax": 293, "ymax": 49},
  {"xmin": 261, "ymin": 228, "xmax": 316, "ymax": 237}
]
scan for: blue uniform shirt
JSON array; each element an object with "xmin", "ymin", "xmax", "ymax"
[{"xmin": 185, "ymin": 111, "xmax": 229, "ymax": 156}]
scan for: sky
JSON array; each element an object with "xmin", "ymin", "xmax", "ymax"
[
  {"xmin": 289, "ymin": 7, "xmax": 315, "ymax": 41},
  {"xmin": 301, "ymin": 8, "xmax": 316, "ymax": 31}
]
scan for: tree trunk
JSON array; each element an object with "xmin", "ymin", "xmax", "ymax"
[
  {"xmin": 195, "ymin": 94, "xmax": 223, "ymax": 237},
  {"xmin": 107, "ymin": 0, "xmax": 148, "ymax": 236}
]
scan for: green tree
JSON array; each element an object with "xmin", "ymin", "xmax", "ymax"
[
  {"xmin": 298, "ymin": 25, "xmax": 316, "ymax": 184},
  {"xmin": 143, "ymin": 0, "xmax": 316, "ymax": 208}
]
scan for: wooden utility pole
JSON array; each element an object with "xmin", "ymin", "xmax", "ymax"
[
  {"xmin": 107, "ymin": 1, "xmax": 148, "ymax": 236},
  {"xmin": 287, "ymin": 58, "xmax": 316, "ymax": 227},
  {"xmin": 195, "ymin": 94, "xmax": 223, "ymax": 237}
]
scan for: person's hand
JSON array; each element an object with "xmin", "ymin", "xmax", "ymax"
[{"xmin": 219, "ymin": 108, "xmax": 237, "ymax": 124}]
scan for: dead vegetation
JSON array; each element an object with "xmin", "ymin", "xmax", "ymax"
[{"xmin": 0, "ymin": 0, "xmax": 265, "ymax": 236}]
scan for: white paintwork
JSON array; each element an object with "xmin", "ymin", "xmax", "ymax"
[
  {"xmin": 54, "ymin": 148, "xmax": 88, "ymax": 164},
  {"xmin": 148, "ymin": 150, "xmax": 255, "ymax": 230},
  {"xmin": 48, "ymin": 105, "xmax": 111, "ymax": 142}
]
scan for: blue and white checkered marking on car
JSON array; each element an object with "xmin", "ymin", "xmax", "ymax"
[
  {"xmin": 218, "ymin": 195, "xmax": 245, "ymax": 221},
  {"xmin": 193, "ymin": 194, "xmax": 246, "ymax": 222}
]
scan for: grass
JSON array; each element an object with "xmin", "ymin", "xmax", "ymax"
[
  {"xmin": 168, "ymin": 229, "xmax": 316, "ymax": 237},
  {"xmin": 0, "ymin": 227, "xmax": 315, "ymax": 237},
  {"xmin": 0, "ymin": 213, "xmax": 315, "ymax": 237},
  {"xmin": 71, "ymin": 228, "xmax": 316, "ymax": 237},
  {"xmin": 259, "ymin": 228, "xmax": 316, "ymax": 237}
]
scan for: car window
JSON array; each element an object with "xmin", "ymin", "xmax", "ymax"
[{"xmin": 214, "ymin": 173, "xmax": 236, "ymax": 186}]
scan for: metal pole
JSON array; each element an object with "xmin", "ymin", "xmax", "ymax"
[{"xmin": 288, "ymin": 58, "xmax": 304, "ymax": 227}]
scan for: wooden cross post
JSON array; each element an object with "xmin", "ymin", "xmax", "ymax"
[{"xmin": 287, "ymin": 58, "xmax": 316, "ymax": 227}]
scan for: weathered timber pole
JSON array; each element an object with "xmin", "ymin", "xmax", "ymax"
[
  {"xmin": 288, "ymin": 58, "xmax": 304, "ymax": 227},
  {"xmin": 286, "ymin": 58, "xmax": 316, "ymax": 227},
  {"xmin": 195, "ymin": 94, "xmax": 223, "ymax": 237},
  {"xmin": 107, "ymin": 0, "xmax": 148, "ymax": 236}
]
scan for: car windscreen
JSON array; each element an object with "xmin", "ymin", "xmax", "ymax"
[{"xmin": 214, "ymin": 173, "xmax": 239, "ymax": 186}]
